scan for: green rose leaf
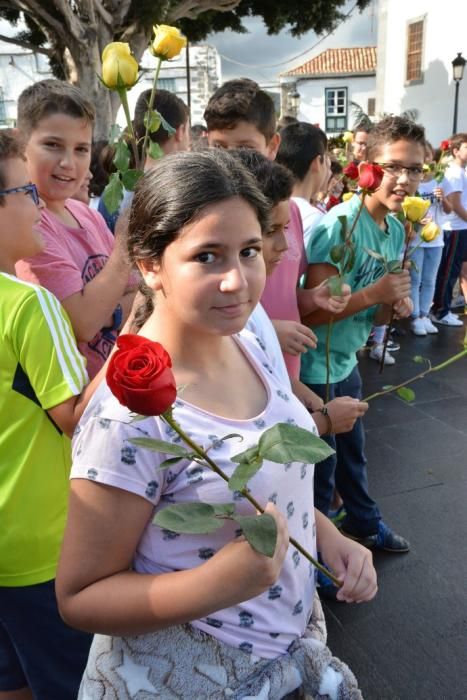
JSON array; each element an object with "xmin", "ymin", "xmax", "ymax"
[
  {"xmin": 122, "ymin": 168, "xmax": 143, "ymax": 191},
  {"xmin": 108, "ymin": 123, "xmax": 122, "ymax": 143},
  {"xmin": 397, "ymin": 387, "xmax": 416, "ymax": 403},
  {"xmin": 231, "ymin": 445, "xmax": 260, "ymax": 464},
  {"xmin": 127, "ymin": 437, "xmax": 189, "ymax": 457},
  {"xmin": 148, "ymin": 141, "xmax": 164, "ymax": 160},
  {"xmin": 233, "ymin": 513, "xmax": 277, "ymax": 557},
  {"xmin": 258, "ymin": 423, "xmax": 335, "ymax": 464},
  {"xmin": 229, "ymin": 456, "xmax": 263, "ymax": 492},
  {"xmin": 409, "ymin": 259, "xmax": 419, "ymax": 273},
  {"xmin": 217, "ymin": 433, "xmax": 243, "ymax": 444},
  {"xmin": 364, "ymin": 247, "xmax": 386, "ymax": 263},
  {"xmin": 387, "ymin": 259, "xmax": 403, "ymax": 274},
  {"xmin": 330, "ymin": 244, "xmax": 344, "ymax": 264},
  {"xmin": 413, "ymin": 355, "xmax": 426, "ymax": 364},
  {"xmin": 102, "ymin": 173, "xmax": 124, "ymax": 214},
  {"xmin": 337, "ymin": 215, "xmax": 348, "ymax": 239},
  {"xmin": 327, "ymin": 275, "xmax": 343, "ymax": 296},
  {"xmin": 153, "ymin": 502, "xmax": 234, "ymax": 534},
  {"xmin": 343, "ymin": 247, "xmax": 356, "ymax": 274},
  {"xmin": 382, "ymin": 384, "xmax": 394, "ymax": 390},
  {"xmin": 159, "ymin": 455, "xmax": 185, "ymax": 470},
  {"xmin": 144, "ymin": 109, "xmax": 162, "ymax": 133},
  {"xmin": 113, "ymin": 139, "xmax": 131, "ymax": 172}
]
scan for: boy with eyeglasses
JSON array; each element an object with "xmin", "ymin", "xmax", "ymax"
[
  {"xmin": 299, "ymin": 116, "xmax": 425, "ymax": 597},
  {"xmin": 0, "ymin": 129, "xmax": 112, "ymax": 699}
]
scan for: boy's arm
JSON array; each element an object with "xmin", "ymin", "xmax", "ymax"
[
  {"xmin": 47, "ymin": 362, "xmax": 106, "ymax": 438},
  {"xmin": 301, "ymin": 262, "xmax": 411, "ymax": 327},
  {"xmin": 446, "ymin": 191, "xmax": 467, "ymax": 222}
]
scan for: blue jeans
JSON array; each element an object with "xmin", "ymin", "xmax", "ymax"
[
  {"xmin": 0, "ymin": 579, "xmax": 91, "ymax": 698},
  {"xmin": 409, "ymin": 245, "xmax": 443, "ymax": 317},
  {"xmin": 307, "ymin": 365, "xmax": 381, "ymax": 536},
  {"xmin": 432, "ymin": 229, "xmax": 467, "ymax": 318}
]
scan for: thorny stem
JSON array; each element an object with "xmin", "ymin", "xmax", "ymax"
[
  {"xmin": 141, "ymin": 57, "xmax": 163, "ymax": 164},
  {"xmin": 162, "ymin": 412, "xmax": 342, "ymax": 587},
  {"xmin": 364, "ymin": 348, "xmax": 467, "ymax": 402}
]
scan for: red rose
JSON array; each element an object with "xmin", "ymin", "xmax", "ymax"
[
  {"xmin": 358, "ymin": 163, "xmax": 384, "ymax": 192},
  {"xmin": 326, "ymin": 195, "xmax": 340, "ymax": 211},
  {"xmin": 440, "ymin": 139, "xmax": 450, "ymax": 152},
  {"xmin": 106, "ymin": 334, "xmax": 177, "ymax": 416},
  {"xmin": 343, "ymin": 162, "xmax": 359, "ymax": 180}
]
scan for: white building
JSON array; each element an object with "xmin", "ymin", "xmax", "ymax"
[
  {"xmin": 120, "ymin": 44, "xmax": 221, "ymax": 128},
  {"xmin": 280, "ymin": 47, "xmax": 377, "ymax": 134},
  {"xmin": 376, "ymin": 0, "xmax": 467, "ymax": 143}
]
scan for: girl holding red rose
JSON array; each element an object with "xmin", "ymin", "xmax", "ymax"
[{"xmin": 56, "ymin": 149, "xmax": 376, "ymax": 699}]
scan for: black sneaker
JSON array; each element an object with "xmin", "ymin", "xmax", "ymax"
[
  {"xmin": 341, "ymin": 520, "xmax": 410, "ymax": 553},
  {"xmin": 386, "ymin": 339, "xmax": 400, "ymax": 352}
]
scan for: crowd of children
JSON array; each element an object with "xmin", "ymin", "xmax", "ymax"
[{"xmin": 0, "ymin": 73, "xmax": 466, "ymax": 700}]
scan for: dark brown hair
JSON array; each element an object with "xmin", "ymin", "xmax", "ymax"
[
  {"xmin": 0, "ymin": 130, "xmax": 25, "ymax": 205},
  {"xmin": 128, "ymin": 148, "xmax": 270, "ymax": 329},
  {"xmin": 449, "ymin": 133, "xmax": 467, "ymax": 152},
  {"xmin": 230, "ymin": 149, "xmax": 293, "ymax": 207},
  {"xmin": 17, "ymin": 79, "xmax": 95, "ymax": 137},
  {"xmin": 276, "ymin": 122, "xmax": 328, "ymax": 181},
  {"xmin": 366, "ymin": 115, "xmax": 426, "ymax": 161},
  {"xmin": 133, "ymin": 89, "xmax": 189, "ymax": 147},
  {"xmin": 204, "ymin": 78, "xmax": 276, "ymax": 141}
]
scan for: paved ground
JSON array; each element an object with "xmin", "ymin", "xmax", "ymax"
[{"xmin": 323, "ymin": 315, "xmax": 467, "ymax": 700}]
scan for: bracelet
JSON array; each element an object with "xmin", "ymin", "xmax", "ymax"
[{"xmin": 317, "ymin": 406, "xmax": 333, "ymax": 435}]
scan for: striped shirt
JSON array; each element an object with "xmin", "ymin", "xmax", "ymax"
[{"xmin": 0, "ymin": 272, "xmax": 87, "ymax": 586}]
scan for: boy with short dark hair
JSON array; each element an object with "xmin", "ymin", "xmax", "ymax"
[
  {"xmin": 301, "ymin": 116, "xmax": 425, "ymax": 583},
  {"xmin": 15, "ymin": 79, "xmax": 136, "ymax": 378},
  {"xmin": 352, "ymin": 122, "xmax": 371, "ymax": 163},
  {"xmin": 133, "ymin": 88, "xmax": 191, "ymax": 163},
  {"xmin": 0, "ymin": 129, "xmax": 101, "ymax": 699},
  {"xmin": 431, "ymin": 132, "xmax": 467, "ymax": 325}
]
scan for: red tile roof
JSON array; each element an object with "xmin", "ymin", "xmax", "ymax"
[{"xmin": 283, "ymin": 47, "xmax": 376, "ymax": 77}]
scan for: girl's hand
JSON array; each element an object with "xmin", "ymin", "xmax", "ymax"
[
  {"xmin": 312, "ymin": 280, "xmax": 352, "ymax": 314},
  {"xmin": 325, "ymin": 396, "xmax": 368, "ymax": 434},
  {"xmin": 433, "ymin": 186, "xmax": 444, "ymax": 200},
  {"xmin": 207, "ymin": 503, "xmax": 289, "ymax": 604},
  {"xmin": 321, "ymin": 530, "xmax": 377, "ymax": 603},
  {"xmin": 272, "ymin": 319, "xmax": 317, "ymax": 355},
  {"xmin": 393, "ymin": 296, "xmax": 413, "ymax": 319}
]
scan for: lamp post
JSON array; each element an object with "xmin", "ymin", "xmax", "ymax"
[
  {"xmin": 452, "ymin": 52, "xmax": 466, "ymax": 134},
  {"xmin": 288, "ymin": 88, "xmax": 301, "ymax": 118}
]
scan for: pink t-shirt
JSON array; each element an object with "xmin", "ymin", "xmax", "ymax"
[
  {"xmin": 71, "ymin": 331, "xmax": 317, "ymax": 659},
  {"xmin": 261, "ymin": 200, "xmax": 307, "ymax": 380},
  {"xmin": 16, "ymin": 200, "xmax": 116, "ymax": 378}
]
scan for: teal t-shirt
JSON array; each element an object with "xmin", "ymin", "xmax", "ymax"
[{"xmin": 300, "ymin": 195, "xmax": 405, "ymax": 384}]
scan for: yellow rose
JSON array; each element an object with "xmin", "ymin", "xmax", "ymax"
[
  {"xmin": 420, "ymin": 221, "xmax": 441, "ymax": 243},
  {"xmin": 402, "ymin": 196, "xmax": 431, "ymax": 223},
  {"xmin": 342, "ymin": 192, "xmax": 355, "ymax": 202},
  {"xmin": 151, "ymin": 24, "xmax": 187, "ymax": 60},
  {"xmin": 342, "ymin": 131, "xmax": 354, "ymax": 144},
  {"xmin": 101, "ymin": 42, "xmax": 139, "ymax": 90}
]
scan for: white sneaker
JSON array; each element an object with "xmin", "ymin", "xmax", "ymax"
[
  {"xmin": 410, "ymin": 318, "xmax": 427, "ymax": 336},
  {"xmin": 421, "ymin": 316, "xmax": 438, "ymax": 334},
  {"xmin": 369, "ymin": 343, "xmax": 396, "ymax": 365},
  {"xmin": 431, "ymin": 312, "xmax": 463, "ymax": 327}
]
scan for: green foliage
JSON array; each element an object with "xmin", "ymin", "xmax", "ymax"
[
  {"xmin": 397, "ymin": 387, "xmax": 416, "ymax": 403},
  {"xmin": 229, "ymin": 453, "xmax": 263, "ymax": 492},
  {"xmin": 102, "ymin": 173, "xmax": 124, "ymax": 215},
  {"xmin": 233, "ymin": 513, "xmax": 276, "ymax": 557},
  {"xmin": 148, "ymin": 141, "xmax": 164, "ymax": 160},
  {"xmin": 413, "ymin": 355, "xmax": 426, "ymax": 364},
  {"xmin": 330, "ymin": 244, "xmax": 344, "ymax": 264},
  {"xmin": 113, "ymin": 140, "xmax": 131, "ymax": 172},
  {"xmin": 327, "ymin": 275, "xmax": 344, "ymax": 296},
  {"xmin": 257, "ymin": 423, "xmax": 334, "ymax": 464},
  {"xmin": 127, "ymin": 437, "xmax": 189, "ymax": 457},
  {"xmin": 153, "ymin": 502, "xmax": 235, "ymax": 534},
  {"xmin": 122, "ymin": 169, "xmax": 143, "ymax": 190}
]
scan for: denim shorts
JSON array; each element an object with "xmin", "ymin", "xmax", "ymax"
[{"xmin": 0, "ymin": 578, "xmax": 92, "ymax": 699}]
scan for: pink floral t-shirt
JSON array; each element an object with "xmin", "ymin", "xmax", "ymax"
[
  {"xmin": 71, "ymin": 331, "xmax": 317, "ymax": 659},
  {"xmin": 16, "ymin": 200, "xmax": 116, "ymax": 378},
  {"xmin": 261, "ymin": 200, "xmax": 307, "ymax": 380}
]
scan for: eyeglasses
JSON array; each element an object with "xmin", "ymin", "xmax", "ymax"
[
  {"xmin": 0, "ymin": 183, "xmax": 40, "ymax": 205},
  {"xmin": 372, "ymin": 162, "xmax": 424, "ymax": 181}
]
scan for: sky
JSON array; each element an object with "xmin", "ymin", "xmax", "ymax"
[{"xmin": 206, "ymin": 0, "xmax": 378, "ymax": 89}]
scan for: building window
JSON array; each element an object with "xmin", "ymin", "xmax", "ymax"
[
  {"xmin": 325, "ymin": 87, "xmax": 347, "ymax": 132},
  {"xmin": 158, "ymin": 78, "xmax": 176, "ymax": 92},
  {"xmin": 406, "ymin": 19, "xmax": 424, "ymax": 83},
  {"xmin": 367, "ymin": 98, "xmax": 375, "ymax": 117}
]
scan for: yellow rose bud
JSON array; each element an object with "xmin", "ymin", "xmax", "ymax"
[
  {"xmin": 342, "ymin": 131, "xmax": 354, "ymax": 144},
  {"xmin": 151, "ymin": 24, "xmax": 187, "ymax": 60},
  {"xmin": 420, "ymin": 221, "xmax": 441, "ymax": 242},
  {"xmin": 342, "ymin": 192, "xmax": 355, "ymax": 202},
  {"xmin": 401, "ymin": 196, "xmax": 431, "ymax": 223},
  {"xmin": 101, "ymin": 42, "xmax": 139, "ymax": 90}
]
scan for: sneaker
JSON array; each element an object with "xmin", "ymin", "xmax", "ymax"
[
  {"xmin": 369, "ymin": 344, "xmax": 396, "ymax": 365},
  {"xmin": 410, "ymin": 318, "xmax": 427, "ymax": 336},
  {"xmin": 386, "ymin": 339, "xmax": 400, "ymax": 352},
  {"xmin": 421, "ymin": 316, "xmax": 438, "ymax": 334},
  {"xmin": 341, "ymin": 521, "xmax": 410, "ymax": 553},
  {"xmin": 430, "ymin": 312, "xmax": 463, "ymax": 327}
]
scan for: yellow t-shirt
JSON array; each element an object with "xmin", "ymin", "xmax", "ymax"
[{"xmin": 0, "ymin": 273, "xmax": 88, "ymax": 586}]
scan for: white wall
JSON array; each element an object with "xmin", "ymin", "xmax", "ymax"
[
  {"xmin": 376, "ymin": 0, "xmax": 467, "ymax": 143},
  {"xmin": 291, "ymin": 75, "xmax": 375, "ymax": 133}
]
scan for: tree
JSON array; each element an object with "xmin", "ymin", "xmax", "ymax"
[{"xmin": 0, "ymin": 0, "xmax": 370, "ymax": 139}]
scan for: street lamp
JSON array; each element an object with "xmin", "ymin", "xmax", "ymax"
[
  {"xmin": 452, "ymin": 52, "xmax": 466, "ymax": 134},
  {"xmin": 288, "ymin": 89, "xmax": 301, "ymax": 118}
]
